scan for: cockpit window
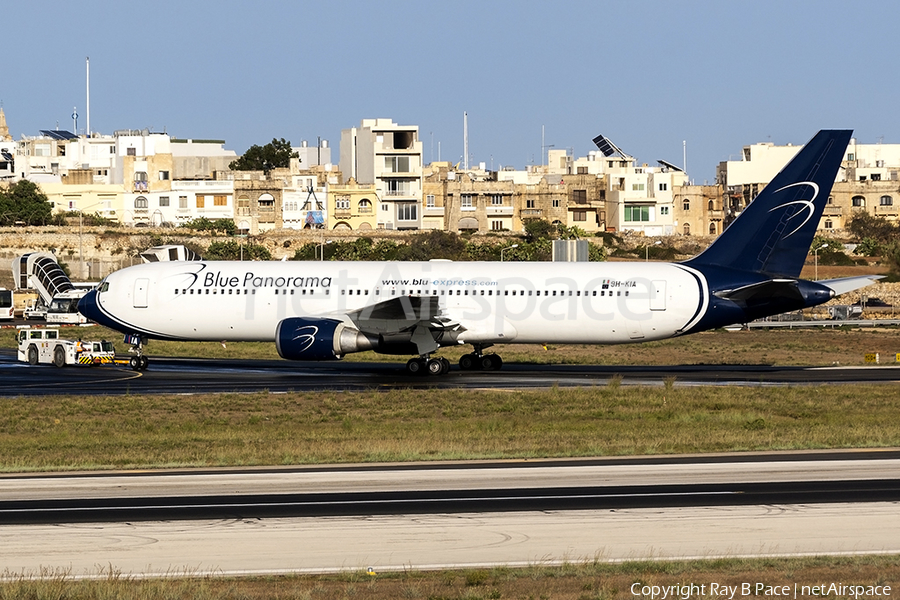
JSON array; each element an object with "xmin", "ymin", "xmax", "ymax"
[{"xmin": 99, "ymin": 281, "xmax": 110, "ymax": 293}]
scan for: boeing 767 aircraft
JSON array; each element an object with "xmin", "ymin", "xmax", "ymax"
[{"xmin": 79, "ymin": 130, "xmax": 877, "ymax": 375}]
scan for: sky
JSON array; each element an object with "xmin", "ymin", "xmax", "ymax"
[{"xmin": 4, "ymin": 0, "xmax": 900, "ymax": 183}]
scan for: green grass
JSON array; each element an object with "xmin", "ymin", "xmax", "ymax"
[
  {"xmin": 2, "ymin": 555, "xmax": 898, "ymax": 599},
  {"xmin": 2, "ymin": 384, "xmax": 899, "ymax": 472}
]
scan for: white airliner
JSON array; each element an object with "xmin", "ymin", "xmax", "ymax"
[{"xmin": 79, "ymin": 130, "xmax": 878, "ymax": 374}]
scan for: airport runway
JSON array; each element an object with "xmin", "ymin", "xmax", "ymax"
[
  {"xmin": 0, "ymin": 452, "xmax": 898, "ymax": 577},
  {"xmin": 1, "ymin": 350, "xmax": 899, "ymax": 396}
]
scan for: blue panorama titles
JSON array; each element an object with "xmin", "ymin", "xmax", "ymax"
[{"xmin": 202, "ymin": 271, "xmax": 333, "ymax": 290}]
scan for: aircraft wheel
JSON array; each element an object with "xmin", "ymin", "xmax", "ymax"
[
  {"xmin": 53, "ymin": 346, "xmax": 66, "ymax": 368},
  {"xmin": 480, "ymin": 354, "xmax": 502, "ymax": 371},
  {"xmin": 426, "ymin": 358, "xmax": 445, "ymax": 376},
  {"xmin": 129, "ymin": 356, "xmax": 141, "ymax": 371},
  {"xmin": 459, "ymin": 353, "xmax": 477, "ymax": 370},
  {"xmin": 27, "ymin": 345, "xmax": 39, "ymax": 366},
  {"xmin": 440, "ymin": 357, "xmax": 451, "ymax": 374},
  {"xmin": 406, "ymin": 358, "xmax": 426, "ymax": 375},
  {"xmin": 139, "ymin": 355, "xmax": 150, "ymax": 371}
]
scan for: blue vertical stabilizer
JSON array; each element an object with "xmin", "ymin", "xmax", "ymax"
[{"xmin": 684, "ymin": 130, "xmax": 852, "ymax": 278}]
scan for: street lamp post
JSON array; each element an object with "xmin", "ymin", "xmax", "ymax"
[
  {"xmin": 318, "ymin": 240, "xmax": 332, "ymax": 261},
  {"xmin": 645, "ymin": 240, "xmax": 662, "ymax": 261},
  {"xmin": 500, "ymin": 244, "xmax": 519, "ymax": 262},
  {"xmin": 813, "ymin": 244, "xmax": 829, "ymax": 281}
]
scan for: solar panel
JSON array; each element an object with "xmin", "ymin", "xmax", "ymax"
[
  {"xmin": 592, "ymin": 134, "xmax": 616, "ymax": 156},
  {"xmin": 658, "ymin": 159, "xmax": 683, "ymax": 172},
  {"xmin": 592, "ymin": 134, "xmax": 630, "ymax": 159},
  {"xmin": 39, "ymin": 130, "xmax": 78, "ymax": 140}
]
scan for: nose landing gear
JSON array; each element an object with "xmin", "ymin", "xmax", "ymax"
[{"xmin": 125, "ymin": 334, "xmax": 149, "ymax": 371}]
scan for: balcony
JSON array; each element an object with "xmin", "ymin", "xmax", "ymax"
[
  {"xmin": 521, "ymin": 209, "xmax": 543, "ymax": 217},
  {"xmin": 487, "ymin": 205, "xmax": 513, "ymax": 215},
  {"xmin": 424, "ymin": 206, "xmax": 445, "ymax": 216}
]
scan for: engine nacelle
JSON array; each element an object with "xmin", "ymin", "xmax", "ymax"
[{"xmin": 275, "ymin": 317, "xmax": 378, "ymax": 361}]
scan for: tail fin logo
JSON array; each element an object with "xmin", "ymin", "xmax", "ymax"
[{"xmin": 767, "ymin": 181, "xmax": 820, "ymax": 239}]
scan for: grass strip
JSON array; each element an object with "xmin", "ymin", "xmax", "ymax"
[
  {"xmin": 2, "ymin": 555, "xmax": 898, "ymax": 599},
  {"xmin": 1, "ymin": 384, "xmax": 899, "ymax": 472},
  {"xmin": 6, "ymin": 325, "xmax": 900, "ymax": 366}
]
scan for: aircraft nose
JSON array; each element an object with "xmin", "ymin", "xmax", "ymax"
[{"xmin": 77, "ymin": 290, "xmax": 101, "ymax": 322}]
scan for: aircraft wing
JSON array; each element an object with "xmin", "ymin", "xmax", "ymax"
[{"xmin": 345, "ymin": 295, "xmax": 464, "ymax": 355}]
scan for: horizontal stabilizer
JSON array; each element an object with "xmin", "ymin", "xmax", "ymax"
[
  {"xmin": 818, "ymin": 275, "xmax": 883, "ymax": 296},
  {"xmin": 714, "ymin": 279, "xmax": 803, "ymax": 305}
]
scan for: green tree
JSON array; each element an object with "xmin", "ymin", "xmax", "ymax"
[
  {"xmin": 523, "ymin": 218, "xmax": 555, "ymax": 242},
  {"xmin": 0, "ymin": 180, "xmax": 54, "ymax": 225},
  {"xmin": 180, "ymin": 217, "xmax": 237, "ymax": 236},
  {"xmin": 229, "ymin": 138, "xmax": 298, "ymax": 174},
  {"xmin": 855, "ymin": 237, "xmax": 881, "ymax": 257},
  {"xmin": 846, "ymin": 211, "xmax": 897, "ymax": 244},
  {"xmin": 205, "ymin": 239, "xmax": 271, "ymax": 261},
  {"xmin": 883, "ymin": 241, "xmax": 900, "ymax": 279}
]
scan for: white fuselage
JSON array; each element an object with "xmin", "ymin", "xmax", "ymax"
[{"xmin": 91, "ymin": 260, "xmax": 709, "ymax": 347}]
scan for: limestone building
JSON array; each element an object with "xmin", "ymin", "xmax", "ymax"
[{"xmin": 339, "ymin": 118, "xmax": 423, "ymax": 230}]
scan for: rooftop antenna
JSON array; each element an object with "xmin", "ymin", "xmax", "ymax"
[
  {"xmin": 463, "ymin": 111, "xmax": 468, "ymax": 170},
  {"xmin": 72, "ymin": 107, "xmax": 78, "ymax": 134},
  {"xmin": 86, "ymin": 57, "xmax": 90, "ymax": 137}
]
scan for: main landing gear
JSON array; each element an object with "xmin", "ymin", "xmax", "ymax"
[
  {"xmin": 406, "ymin": 355, "xmax": 451, "ymax": 376},
  {"xmin": 458, "ymin": 352, "xmax": 502, "ymax": 371},
  {"xmin": 406, "ymin": 346, "xmax": 504, "ymax": 376}
]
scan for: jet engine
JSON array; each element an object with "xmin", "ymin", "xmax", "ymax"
[{"xmin": 275, "ymin": 317, "xmax": 378, "ymax": 361}]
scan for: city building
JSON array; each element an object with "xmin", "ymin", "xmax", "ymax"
[
  {"xmin": 340, "ymin": 119, "xmax": 423, "ymax": 230},
  {"xmin": 717, "ymin": 136, "xmax": 900, "ymax": 230}
]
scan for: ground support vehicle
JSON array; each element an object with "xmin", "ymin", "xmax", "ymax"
[
  {"xmin": 17, "ymin": 328, "xmax": 116, "ymax": 367},
  {"xmin": 23, "ymin": 299, "xmax": 48, "ymax": 320}
]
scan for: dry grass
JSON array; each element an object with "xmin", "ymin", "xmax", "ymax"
[
  {"xmin": 2, "ymin": 384, "xmax": 900, "ymax": 472},
  {"xmin": 2, "ymin": 556, "xmax": 898, "ymax": 599}
]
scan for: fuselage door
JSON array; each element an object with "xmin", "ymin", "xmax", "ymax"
[
  {"xmin": 650, "ymin": 280, "xmax": 667, "ymax": 311},
  {"xmin": 133, "ymin": 278, "xmax": 149, "ymax": 308}
]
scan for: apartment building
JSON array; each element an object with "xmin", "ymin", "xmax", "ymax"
[
  {"xmin": 672, "ymin": 184, "xmax": 726, "ymax": 236},
  {"xmin": 339, "ymin": 119, "xmax": 423, "ymax": 230},
  {"xmin": 717, "ymin": 136, "xmax": 900, "ymax": 230},
  {"xmin": 604, "ymin": 160, "xmax": 686, "ymax": 236},
  {"xmin": 0, "ymin": 108, "xmax": 13, "ymax": 180},
  {"xmin": 6, "ymin": 120, "xmax": 238, "ymax": 226},
  {"xmin": 326, "ymin": 178, "xmax": 379, "ymax": 231}
]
